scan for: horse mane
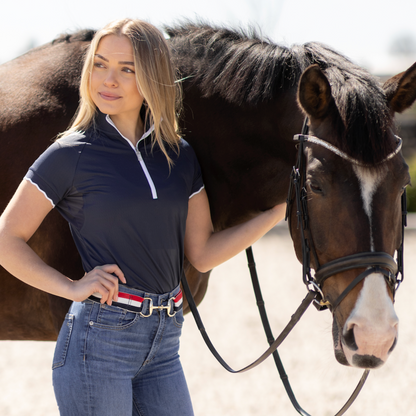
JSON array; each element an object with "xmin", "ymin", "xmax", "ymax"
[
  {"xmin": 52, "ymin": 29, "xmax": 96, "ymax": 45},
  {"xmin": 166, "ymin": 22, "xmax": 395, "ymax": 165}
]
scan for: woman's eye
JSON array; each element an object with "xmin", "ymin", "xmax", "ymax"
[
  {"xmin": 93, "ymin": 62, "xmax": 105, "ymax": 68},
  {"xmin": 122, "ymin": 67, "xmax": 135, "ymax": 74}
]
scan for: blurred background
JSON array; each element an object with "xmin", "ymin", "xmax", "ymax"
[{"xmin": 2, "ymin": 0, "xmax": 416, "ymax": 75}]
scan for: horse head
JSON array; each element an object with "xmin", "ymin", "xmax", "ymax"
[{"xmin": 289, "ymin": 62, "xmax": 416, "ymax": 368}]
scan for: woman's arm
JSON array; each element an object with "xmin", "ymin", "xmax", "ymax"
[
  {"xmin": 0, "ymin": 180, "xmax": 126, "ymax": 304},
  {"xmin": 184, "ymin": 189, "xmax": 286, "ymax": 273}
]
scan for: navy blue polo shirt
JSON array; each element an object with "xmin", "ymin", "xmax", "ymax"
[{"xmin": 25, "ymin": 112, "xmax": 204, "ymax": 293}]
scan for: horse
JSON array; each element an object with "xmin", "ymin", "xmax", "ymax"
[{"xmin": 1, "ymin": 23, "xmax": 416, "ymax": 370}]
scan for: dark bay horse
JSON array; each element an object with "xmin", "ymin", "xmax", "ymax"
[
  {"xmin": 1, "ymin": 23, "xmax": 416, "ymax": 370},
  {"xmin": 167, "ymin": 23, "xmax": 416, "ymax": 368}
]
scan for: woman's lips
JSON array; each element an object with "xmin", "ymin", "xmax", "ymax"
[{"xmin": 99, "ymin": 92, "xmax": 121, "ymax": 101}]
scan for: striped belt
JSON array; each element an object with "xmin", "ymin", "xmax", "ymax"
[{"xmin": 88, "ymin": 289, "xmax": 183, "ymax": 317}]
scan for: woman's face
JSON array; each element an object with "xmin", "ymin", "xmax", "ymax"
[{"xmin": 90, "ymin": 35, "xmax": 144, "ymax": 125}]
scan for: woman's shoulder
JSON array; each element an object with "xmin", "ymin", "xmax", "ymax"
[
  {"xmin": 177, "ymin": 138, "xmax": 204, "ymax": 191},
  {"xmin": 31, "ymin": 131, "xmax": 94, "ymax": 172},
  {"xmin": 172, "ymin": 138, "xmax": 199, "ymax": 166},
  {"xmin": 48, "ymin": 130, "xmax": 99, "ymax": 157},
  {"xmin": 177, "ymin": 137, "xmax": 197, "ymax": 158},
  {"xmin": 55, "ymin": 131, "xmax": 91, "ymax": 147}
]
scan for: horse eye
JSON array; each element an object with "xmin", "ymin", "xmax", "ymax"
[{"xmin": 307, "ymin": 180, "xmax": 323, "ymax": 194}]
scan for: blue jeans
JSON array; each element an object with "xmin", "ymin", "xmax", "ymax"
[{"xmin": 52, "ymin": 285, "xmax": 194, "ymax": 416}]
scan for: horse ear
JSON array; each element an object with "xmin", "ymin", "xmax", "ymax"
[
  {"xmin": 383, "ymin": 61, "xmax": 416, "ymax": 113},
  {"xmin": 298, "ymin": 64, "xmax": 333, "ymax": 119}
]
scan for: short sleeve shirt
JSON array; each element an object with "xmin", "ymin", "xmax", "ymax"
[{"xmin": 25, "ymin": 112, "xmax": 204, "ymax": 293}]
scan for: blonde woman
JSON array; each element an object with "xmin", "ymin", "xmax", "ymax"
[{"xmin": 0, "ymin": 19, "xmax": 285, "ymax": 416}]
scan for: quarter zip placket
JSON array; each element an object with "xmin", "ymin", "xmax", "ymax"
[{"xmin": 106, "ymin": 115, "xmax": 158, "ymax": 200}]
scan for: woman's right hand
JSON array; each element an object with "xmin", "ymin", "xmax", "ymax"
[{"xmin": 71, "ymin": 264, "xmax": 127, "ymax": 305}]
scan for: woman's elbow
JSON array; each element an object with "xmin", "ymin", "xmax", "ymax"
[
  {"xmin": 185, "ymin": 250, "xmax": 212, "ymax": 274},
  {"xmin": 192, "ymin": 261, "xmax": 212, "ymax": 274}
]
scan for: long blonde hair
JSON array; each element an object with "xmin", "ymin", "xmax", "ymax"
[{"xmin": 61, "ymin": 18, "xmax": 182, "ymax": 165}]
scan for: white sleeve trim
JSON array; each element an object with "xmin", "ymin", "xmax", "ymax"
[
  {"xmin": 24, "ymin": 176, "xmax": 55, "ymax": 208},
  {"xmin": 189, "ymin": 185, "xmax": 205, "ymax": 200}
]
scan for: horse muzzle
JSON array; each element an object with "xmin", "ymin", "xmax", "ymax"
[{"xmin": 332, "ymin": 272, "xmax": 399, "ymax": 369}]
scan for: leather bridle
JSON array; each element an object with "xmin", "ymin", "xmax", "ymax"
[
  {"xmin": 285, "ymin": 119, "xmax": 406, "ymax": 312},
  {"xmin": 181, "ymin": 119, "xmax": 407, "ymax": 416}
]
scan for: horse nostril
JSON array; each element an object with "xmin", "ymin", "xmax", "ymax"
[
  {"xmin": 389, "ymin": 337, "xmax": 398, "ymax": 353},
  {"xmin": 343, "ymin": 326, "xmax": 358, "ymax": 351}
]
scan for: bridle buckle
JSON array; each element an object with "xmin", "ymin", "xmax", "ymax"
[{"xmin": 307, "ymin": 280, "xmax": 331, "ymax": 311}]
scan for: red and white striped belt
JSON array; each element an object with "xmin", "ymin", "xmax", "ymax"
[{"xmin": 88, "ymin": 289, "xmax": 183, "ymax": 317}]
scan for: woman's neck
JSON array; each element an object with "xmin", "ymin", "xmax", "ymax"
[{"xmin": 108, "ymin": 114, "xmax": 144, "ymax": 147}]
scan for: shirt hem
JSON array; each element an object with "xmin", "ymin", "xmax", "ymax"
[
  {"xmin": 189, "ymin": 185, "xmax": 205, "ymax": 199},
  {"xmin": 24, "ymin": 176, "xmax": 55, "ymax": 208}
]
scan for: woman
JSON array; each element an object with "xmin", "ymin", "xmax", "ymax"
[{"xmin": 0, "ymin": 19, "xmax": 285, "ymax": 416}]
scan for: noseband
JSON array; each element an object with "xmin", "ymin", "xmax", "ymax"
[{"xmin": 286, "ymin": 120, "xmax": 406, "ymax": 312}]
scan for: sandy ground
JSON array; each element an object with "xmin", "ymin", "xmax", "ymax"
[{"xmin": 1, "ymin": 221, "xmax": 416, "ymax": 416}]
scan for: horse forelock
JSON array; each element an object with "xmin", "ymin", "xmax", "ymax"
[
  {"xmin": 297, "ymin": 43, "xmax": 395, "ymax": 166},
  {"xmin": 322, "ymin": 65, "xmax": 395, "ymax": 166}
]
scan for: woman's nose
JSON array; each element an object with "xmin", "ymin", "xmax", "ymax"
[{"xmin": 103, "ymin": 70, "xmax": 118, "ymax": 87}]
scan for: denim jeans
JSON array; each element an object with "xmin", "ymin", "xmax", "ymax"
[{"xmin": 52, "ymin": 285, "xmax": 194, "ymax": 416}]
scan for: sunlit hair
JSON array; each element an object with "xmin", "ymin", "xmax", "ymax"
[{"xmin": 60, "ymin": 18, "xmax": 182, "ymax": 166}]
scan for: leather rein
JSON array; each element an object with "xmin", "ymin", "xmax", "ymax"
[{"xmin": 181, "ymin": 119, "xmax": 407, "ymax": 416}]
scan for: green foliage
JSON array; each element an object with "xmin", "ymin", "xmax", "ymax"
[{"xmin": 407, "ymin": 155, "xmax": 416, "ymax": 212}]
